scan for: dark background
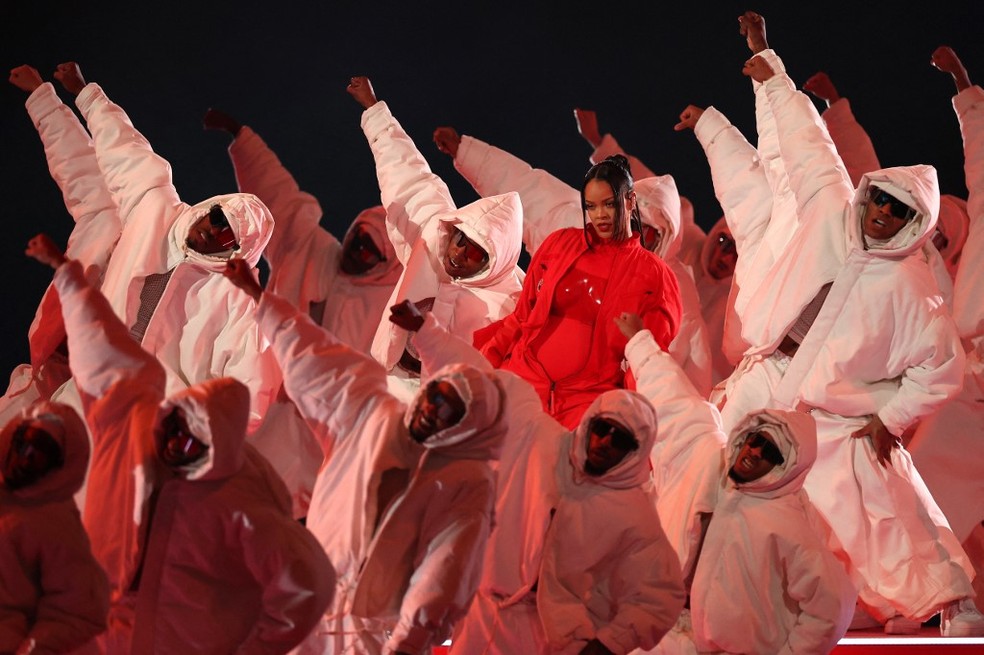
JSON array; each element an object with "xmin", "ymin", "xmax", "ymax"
[{"xmin": 2, "ymin": 1, "xmax": 982, "ymax": 380}]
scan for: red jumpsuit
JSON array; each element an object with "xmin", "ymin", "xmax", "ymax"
[{"xmin": 477, "ymin": 226, "xmax": 681, "ymax": 429}]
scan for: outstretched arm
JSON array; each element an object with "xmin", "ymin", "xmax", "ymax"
[
  {"xmin": 14, "ymin": 64, "xmax": 121, "ymax": 273},
  {"xmin": 757, "ymin": 54, "xmax": 855, "ymax": 223},
  {"xmin": 26, "ymin": 234, "xmax": 68, "ymax": 270},
  {"xmin": 574, "ymin": 108, "xmax": 658, "ymax": 180},
  {"xmin": 9, "ymin": 64, "xmax": 43, "ymax": 93},
  {"xmin": 27, "ymin": 233, "xmax": 166, "ymax": 437},
  {"xmin": 216, "ymin": 109, "xmax": 334, "ymax": 288},
  {"xmin": 574, "ymin": 108, "xmax": 602, "ymax": 148},
  {"xmin": 223, "ymin": 259, "xmax": 263, "ymax": 302},
  {"xmin": 53, "ymin": 62, "xmax": 86, "ymax": 97},
  {"xmin": 350, "ymin": 76, "xmax": 455, "ymax": 262},
  {"xmin": 432, "ymin": 126, "xmax": 461, "ymax": 158},
  {"xmin": 618, "ymin": 314, "xmax": 726, "ymax": 580},
  {"xmin": 73, "ymin": 63, "xmax": 182, "ymax": 227},
  {"xmin": 202, "ymin": 107, "xmax": 242, "ymax": 138},
  {"xmin": 216, "ymin": 111, "xmax": 343, "ymax": 322},
  {"xmin": 738, "ymin": 10, "xmax": 768, "ymax": 54},
  {"xmin": 439, "ymin": 128, "xmax": 581, "ymax": 255},
  {"xmin": 947, "ymin": 47, "xmax": 984, "ymax": 340},
  {"xmin": 389, "ymin": 299, "xmax": 495, "ymax": 375},
  {"xmin": 229, "ymin": 259, "xmax": 394, "ymax": 452},
  {"xmin": 803, "ymin": 71, "xmax": 881, "ymax": 187},
  {"xmin": 932, "ymin": 45, "xmax": 972, "ymax": 94},
  {"xmin": 803, "ymin": 72, "xmax": 841, "ymax": 108},
  {"xmin": 680, "ymin": 104, "xmax": 773, "ymax": 261}
]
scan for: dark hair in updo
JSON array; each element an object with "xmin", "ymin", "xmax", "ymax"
[{"xmin": 580, "ymin": 155, "xmax": 642, "ymax": 246}]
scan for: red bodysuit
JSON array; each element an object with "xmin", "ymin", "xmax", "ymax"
[{"xmin": 478, "ymin": 226, "xmax": 682, "ymax": 429}]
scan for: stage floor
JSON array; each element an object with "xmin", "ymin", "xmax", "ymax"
[
  {"xmin": 834, "ymin": 626, "xmax": 984, "ymax": 653},
  {"xmin": 431, "ymin": 629, "xmax": 984, "ymax": 654}
]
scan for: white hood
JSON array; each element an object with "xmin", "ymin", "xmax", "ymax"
[
  {"xmin": 403, "ymin": 363, "xmax": 507, "ymax": 461},
  {"xmin": 726, "ymin": 408, "xmax": 817, "ymax": 500},
  {"xmin": 851, "ymin": 166, "xmax": 939, "ymax": 257},
  {"xmin": 569, "ymin": 390, "xmax": 657, "ymax": 490},
  {"xmin": 635, "ymin": 174, "xmax": 682, "ymax": 260},
  {"xmin": 434, "ymin": 191, "xmax": 523, "ymax": 288},
  {"xmin": 168, "ymin": 192, "xmax": 275, "ymax": 271}
]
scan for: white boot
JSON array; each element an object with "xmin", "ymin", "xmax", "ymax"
[{"xmin": 941, "ymin": 598, "xmax": 984, "ymax": 637}]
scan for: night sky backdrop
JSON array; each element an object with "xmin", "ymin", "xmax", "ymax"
[{"xmin": 3, "ymin": 1, "xmax": 982, "ymax": 378}]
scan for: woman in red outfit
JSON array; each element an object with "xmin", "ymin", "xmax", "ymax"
[{"xmin": 477, "ymin": 156, "xmax": 682, "ymax": 429}]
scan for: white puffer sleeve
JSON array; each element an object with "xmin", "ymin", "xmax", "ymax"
[
  {"xmin": 361, "ymin": 102, "xmax": 455, "ymax": 264},
  {"xmin": 229, "ymin": 126, "xmax": 341, "ymax": 308},
  {"xmin": 26, "ymin": 83, "xmax": 120, "ymax": 270},
  {"xmin": 256, "ymin": 290, "xmax": 391, "ymax": 454},
  {"xmin": 75, "ymin": 83, "xmax": 182, "ymax": 231},
  {"xmin": 693, "ymin": 107, "xmax": 773, "ymax": 264},
  {"xmin": 625, "ymin": 330, "xmax": 726, "ymax": 579},
  {"xmin": 953, "ymin": 85, "xmax": 984, "ymax": 341},
  {"xmin": 821, "ymin": 99, "xmax": 882, "ymax": 188},
  {"xmin": 53, "ymin": 260, "xmax": 165, "ymax": 410},
  {"xmin": 454, "ymin": 135, "xmax": 582, "ymax": 255}
]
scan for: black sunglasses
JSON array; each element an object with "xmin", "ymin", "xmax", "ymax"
[
  {"xmin": 452, "ymin": 229, "xmax": 489, "ymax": 263},
  {"xmin": 868, "ymin": 186, "xmax": 917, "ymax": 222},
  {"xmin": 208, "ymin": 204, "xmax": 230, "ymax": 228},
  {"xmin": 349, "ymin": 230, "xmax": 384, "ymax": 255},
  {"xmin": 744, "ymin": 432, "xmax": 784, "ymax": 466},
  {"xmin": 589, "ymin": 419, "xmax": 638, "ymax": 452},
  {"xmin": 206, "ymin": 205, "xmax": 239, "ymax": 250}
]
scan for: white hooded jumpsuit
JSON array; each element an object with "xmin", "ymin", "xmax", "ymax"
[
  {"xmin": 445, "ymin": 370, "xmax": 686, "ymax": 655},
  {"xmin": 255, "ymin": 290, "xmax": 508, "ymax": 655},
  {"xmin": 817, "ymin": 83, "xmax": 968, "ymax": 280},
  {"xmin": 224, "ymin": 124, "xmax": 404, "ymax": 518},
  {"xmin": 622, "ymin": 330, "xmax": 728, "ymax": 594},
  {"xmin": 690, "ymin": 409, "xmax": 855, "ymax": 655},
  {"xmin": 908, "ymin": 84, "xmax": 984, "ymax": 579},
  {"xmin": 53, "ymin": 260, "xmax": 335, "ymax": 654},
  {"xmin": 60, "ymin": 82, "xmax": 281, "ymax": 434},
  {"xmin": 718, "ymin": 64, "xmax": 972, "ymax": 622},
  {"xmin": 0, "ymin": 82, "xmax": 121, "ymax": 429},
  {"xmin": 0, "ymin": 401, "xmax": 110, "ymax": 655},
  {"xmin": 359, "ymin": 102, "xmax": 525, "ymax": 401}
]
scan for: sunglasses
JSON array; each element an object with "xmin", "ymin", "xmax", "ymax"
[
  {"xmin": 868, "ymin": 186, "xmax": 917, "ymax": 222},
  {"xmin": 743, "ymin": 431, "xmax": 784, "ymax": 466},
  {"xmin": 207, "ymin": 205, "xmax": 239, "ymax": 249},
  {"xmin": 423, "ymin": 382, "xmax": 463, "ymax": 423},
  {"xmin": 452, "ymin": 229, "xmax": 489, "ymax": 263},
  {"xmin": 349, "ymin": 230, "xmax": 384, "ymax": 256},
  {"xmin": 589, "ymin": 419, "xmax": 638, "ymax": 452},
  {"xmin": 160, "ymin": 410, "xmax": 209, "ymax": 465}
]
